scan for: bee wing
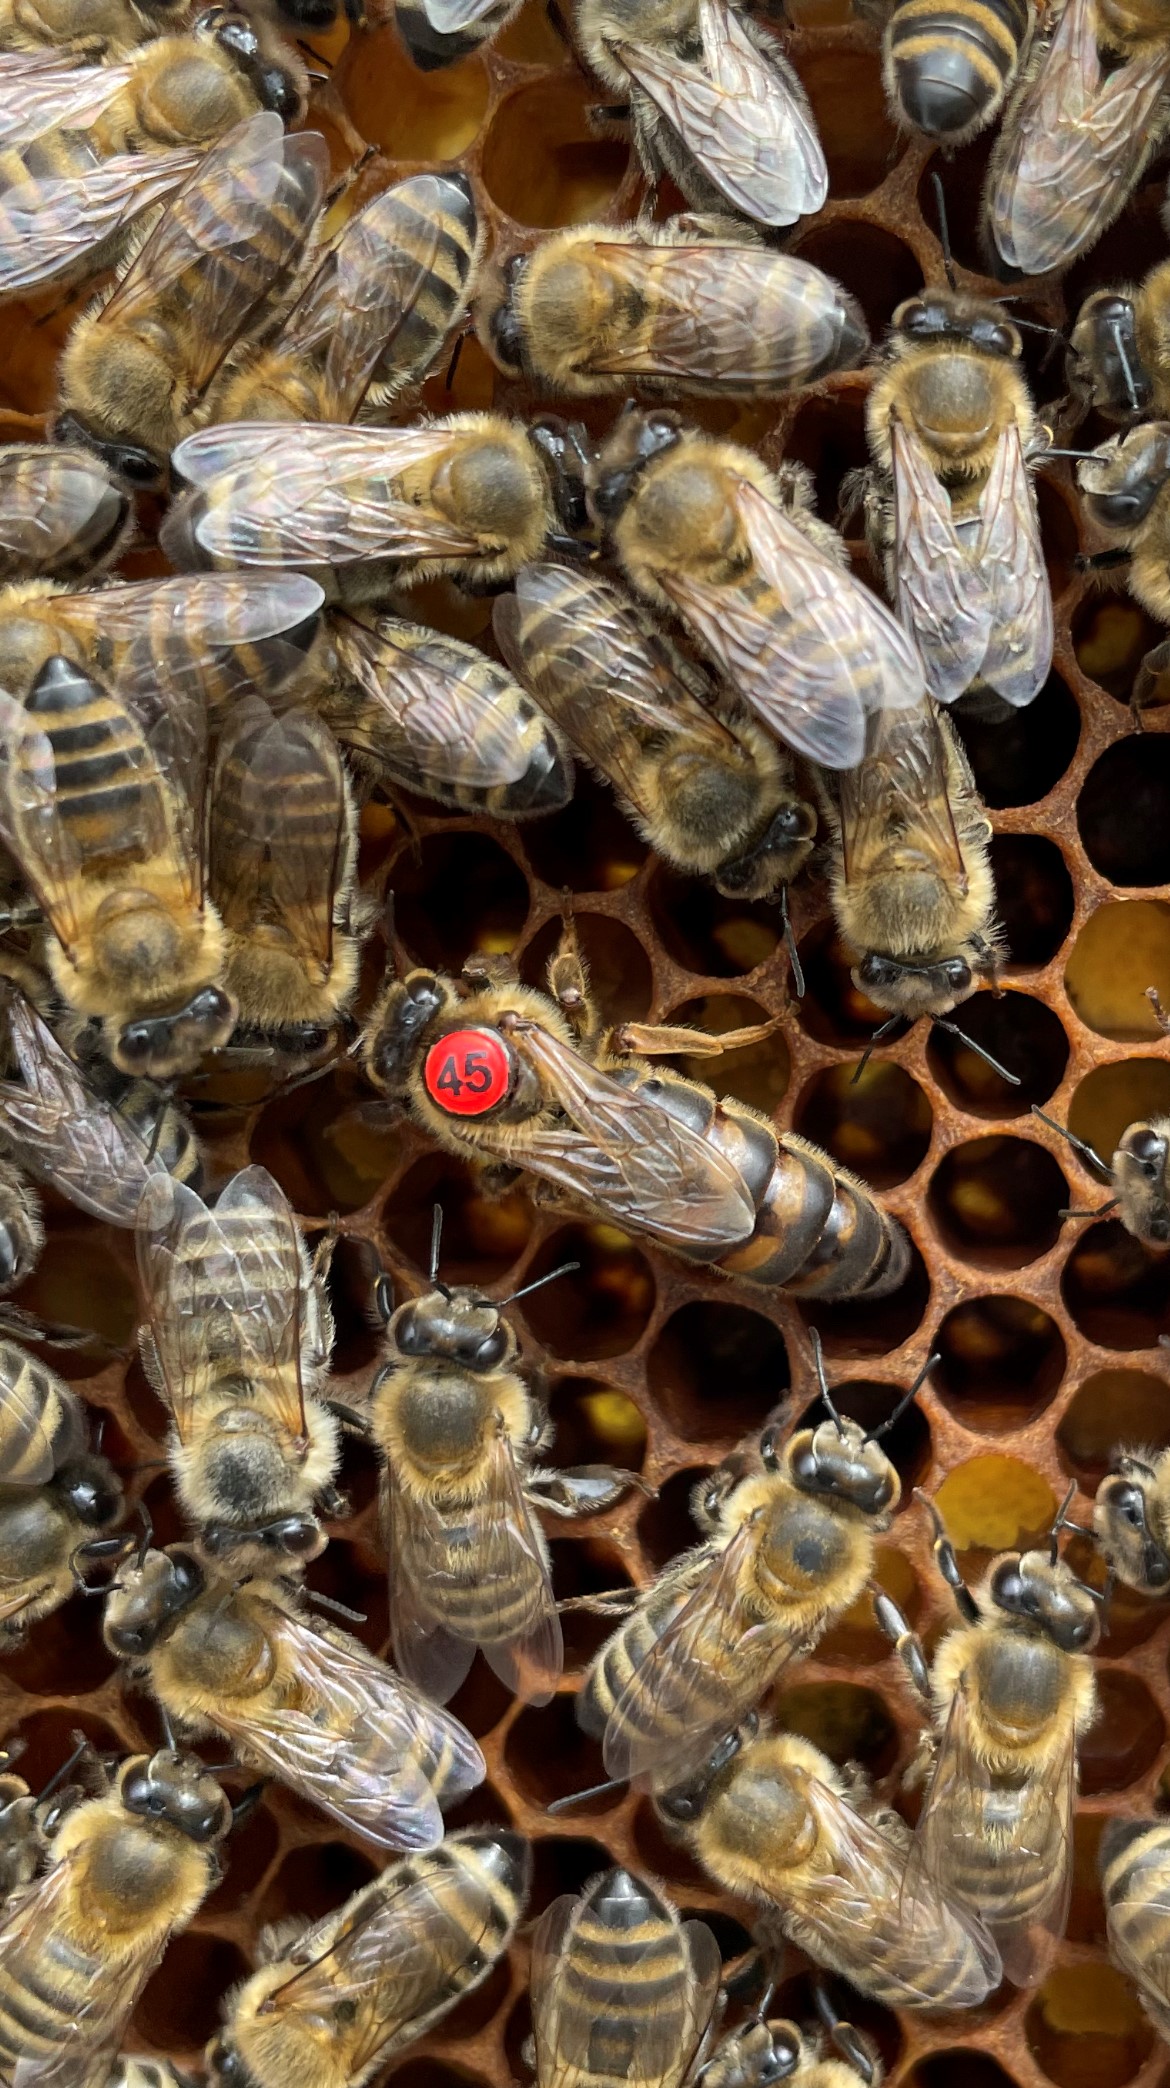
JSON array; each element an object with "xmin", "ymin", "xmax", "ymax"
[
  {"xmin": 495, "ymin": 564, "xmax": 735, "ymax": 819},
  {"xmin": 3, "ymin": 1852, "xmax": 162, "ymax": 2085},
  {"xmin": 836, "ymin": 695, "xmax": 966, "ymax": 891},
  {"xmin": 602, "ymin": 1517, "xmax": 801, "ymax": 1786},
  {"xmin": 216, "ymin": 1598, "xmax": 486, "ymax": 1850},
  {"xmin": 0, "ymin": 143, "xmax": 198, "ymax": 298},
  {"xmin": 987, "ymin": 0, "xmax": 1170, "ymax": 274},
  {"xmin": 531, "ymin": 1892, "xmax": 722, "ymax": 2088},
  {"xmin": 974, "ymin": 424, "xmax": 1053, "ymax": 708},
  {"xmin": 383, "ymin": 1420, "xmax": 563, "ymax": 1708},
  {"xmin": 210, "ymin": 696, "xmax": 344, "ymax": 984},
  {"xmin": 0, "ymin": 452, "xmax": 119, "ymax": 571},
  {"xmin": 0, "ymin": 1334, "xmax": 78, "ymax": 1486},
  {"xmin": 169, "ymin": 421, "xmax": 488, "ymax": 568},
  {"xmin": 95, "ymin": 114, "xmax": 326, "ymax": 399},
  {"xmin": 890, "ymin": 415, "xmax": 993, "ymax": 707},
  {"xmin": 586, "ymin": 243, "xmax": 847, "ymax": 385},
  {"xmin": 617, "ymin": 0, "xmax": 826, "ymax": 227},
  {"xmin": 51, "ymin": 573, "xmax": 325, "ymax": 732},
  {"xmin": 901, "ymin": 1677, "xmax": 1075, "ymax": 1991},
  {"xmin": 421, "ymin": 0, "xmax": 502, "ymax": 29},
  {"xmin": 0, "ymin": 995, "xmax": 166, "ymax": 1226},
  {"xmin": 1104, "ymin": 1842, "xmax": 1170, "ymax": 2003},
  {"xmin": 333, "ymin": 616, "xmax": 536, "ymax": 788},
  {"xmin": 483, "ymin": 1019, "xmax": 757, "ymax": 1255},
  {"xmin": 662, "ymin": 477, "xmax": 923, "ymax": 768},
  {"xmin": 0, "ymin": 51, "xmax": 133, "ymax": 147}
]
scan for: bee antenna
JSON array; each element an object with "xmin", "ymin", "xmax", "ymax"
[
  {"xmin": 157, "ymin": 1702, "xmax": 177, "ymax": 1754},
  {"xmin": 931, "ymin": 171, "xmax": 957, "ymax": 291},
  {"xmin": 1112, "ymin": 315, "xmax": 1141, "ymax": 414},
  {"xmin": 37, "ymin": 1732, "xmax": 90, "ymax": 1804},
  {"xmin": 498, "ymin": 1259, "xmax": 581, "ymax": 1306},
  {"xmin": 851, "ymin": 1014, "xmax": 902, "ymax": 1086},
  {"xmin": 547, "ymin": 1776, "xmax": 625, "ymax": 1814},
  {"xmin": 866, "ymin": 1352, "xmax": 938, "ymax": 1440},
  {"xmin": 1030, "ymin": 1104, "xmax": 1113, "ymax": 1181},
  {"xmin": 428, "ymin": 1203, "xmax": 451, "ymax": 1300},
  {"xmin": 1041, "ymin": 448, "xmax": 1104, "ymax": 462},
  {"xmin": 809, "ymin": 1326, "xmax": 845, "ymax": 1437},
  {"xmin": 932, "ymin": 1018, "xmax": 1021, "ymax": 1086},
  {"xmin": 134, "ymin": 1494, "xmax": 154, "ymax": 1570},
  {"xmin": 779, "ymin": 885, "xmax": 805, "ymax": 1000}
]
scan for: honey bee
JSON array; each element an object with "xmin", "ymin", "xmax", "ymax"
[
  {"xmin": 0, "ymin": 133, "xmax": 200, "ymax": 302},
  {"xmin": 392, "ymin": 0, "xmax": 521, "ymax": 68},
  {"xmin": 163, "ymin": 412, "xmax": 573, "ymax": 607},
  {"xmin": 657, "ymin": 1722, "xmax": 1002, "ymax": 2010},
  {"xmin": 0, "ymin": 1749, "xmax": 42, "ymax": 1907},
  {"xmin": 108, "ymin": 2064, "xmax": 199, "ymax": 2088},
  {"xmin": 479, "ymin": 214, "xmax": 868, "ymax": 398},
  {"xmin": 1068, "ymin": 271, "xmax": 1170, "ymax": 420},
  {"xmin": 494, "ymin": 560, "xmax": 817, "ymax": 903},
  {"xmin": 0, "ymin": 1743, "xmax": 232, "ymax": 2084},
  {"xmin": 874, "ymin": 1491, "xmax": 1099, "ymax": 1987},
  {"xmin": 1077, "ymin": 425, "xmax": 1170, "ymax": 625},
  {"xmin": 371, "ymin": 1207, "xmax": 639, "ymax": 1707},
  {"xmin": 0, "ymin": 1341, "xmax": 125, "ymax": 1645},
  {"xmin": 572, "ymin": 0, "xmax": 828, "ymax": 229},
  {"xmin": 55, "ymin": 113, "xmax": 328, "ymax": 485},
  {"xmin": 1101, "ymin": 1816, "xmax": 1170, "ymax": 2041},
  {"xmin": 814, "ymin": 692, "xmax": 1003, "ymax": 1025},
  {"xmin": 701, "ymin": 2007, "xmax": 882, "ymax": 2088},
  {"xmin": 363, "ymin": 923, "xmax": 911, "ymax": 1301},
  {"xmin": 879, "ymin": 0, "xmax": 1032, "ymax": 143},
  {"xmin": 1032, "ymin": 1100, "xmax": 1170, "ymax": 1256},
  {"xmin": 206, "ymin": 1827, "xmax": 529, "ymax": 2088},
  {"xmin": 863, "ymin": 287, "xmax": 1052, "ymax": 710},
  {"xmin": 103, "ymin": 1543, "xmax": 487, "ymax": 1850},
  {"xmin": 0, "ymin": 443, "xmax": 132, "ymax": 583},
  {"xmin": 1094, "ymin": 1449, "xmax": 1170, "ymax": 1593},
  {"xmin": 983, "ymin": 0, "xmax": 1170, "ymax": 276},
  {"xmin": 208, "ymin": 697, "xmax": 373, "ymax": 1074},
  {"xmin": 210, "ymin": 171, "xmax": 483, "ymax": 426},
  {"xmin": 314, "ymin": 606, "xmax": 575, "ymax": 819},
  {"xmin": 589, "ymin": 408, "xmax": 925, "ymax": 770},
  {"xmin": 136, "ymin": 1162, "xmax": 340, "ymax": 1568},
  {"xmin": 576, "ymin": 1340, "xmax": 927, "ymax": 1787},
  {"xmin": 0, "ymin": 0, "xmax": 183, "ymax": 55},
  {"xmin": 529, "ymin": 1865, "xmax": 722, "ymax": 2088}
]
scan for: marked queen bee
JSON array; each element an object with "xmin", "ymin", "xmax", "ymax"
[{"xmin": 363, "ymin": 919, "xmax": 910, "ymax": 1302}]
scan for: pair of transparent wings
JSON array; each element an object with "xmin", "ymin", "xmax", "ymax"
[
  {"xmin": 891, "ymin": 416, "xmax": 1052, "ymax": 708},
  {"xmin": 0, "ymin": 994, "xmax": 169, "ymax": 1228},
  {"xmin": 209, "ymin": 695, "xmax": 346, "ymax": 987},
  {"xmin": 331, "ymin": 614, "xmax": 538, "ymax": 791}
]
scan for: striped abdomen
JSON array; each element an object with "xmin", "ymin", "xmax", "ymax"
[
  {"xmin": 364, "ymin": 173, "xmax": 480, "ymax": 399},
  {"xmin": 0, "ymin": 1346, "xmax": 80, "ymax": 1484},
  {"xmin": 577, "ymin": 1558, "xmax": 708, "ymax": 1740},
  {"xmin": 542, "ymin": 1869, "xmax": 706, "ymax": 2088},
  {"xmin": 884, "ymin": 0, "xmax": 1030, "ymax": 143},
  {"xmin": 1103, "ymin": 1820, "xmax": 1170, "ymax": 2039},
  {"xmin": 20, "ymin": 655, "xmax": 170, "ymax": 881}
]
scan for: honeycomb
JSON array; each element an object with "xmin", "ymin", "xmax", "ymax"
[{"xmin": 1, "ymin": 4, "xmax": 1170, "ymax": 2085}]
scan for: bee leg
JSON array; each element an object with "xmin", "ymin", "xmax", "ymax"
[
  {"xmin": 1147, "ymin": 986, "xmax": 1170, "ymax": 1035},
  {"xmin": 556, "ymin": 1587, "xmax": 640, "ymax": 1615},
  {"xmin": 526, "ymin": 1464, "xmax": 650, "ymax": 1516},
  {"xmin": 547, "ymin": 903, "xmax": 604, "ymax": 1049},
  {"xmin": 545, "ymin": 0, "xmax": 570, "ymax": 43},
  {"xmin": 814, "ymin": 1984, "xmax": 881, "ymax": 2088},
  {"xmin": 1074, "ymin": 547, "xmax": 1131, "ymax": 570},
  {"xmin": 1133, "ymin": 637, "xmax": 1170, "ymax": 721},
  {"xmin": 872, "ymin": 1591, "xmax": 932, "ymax": 1705},
  {"xmin": 914, "ymin": 1488, "xmax": 982, "ymax": 1623}
]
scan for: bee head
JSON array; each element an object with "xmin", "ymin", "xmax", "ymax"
[
  {"xmin": 114, "ymin": 984, "xmax": 238, "ymax": 1081},
  {"xmin": 988, "ymin": 1550, "xmax": 1101, "ymax": 1652},
  {"xmin": 656, "ymin": 1720, "xmax": 752, "ymax": 1826},
  {"xmin": 1113, "ymin": 1121, "xmax": 1170, "ymax": 1242},
  {"xmin": 51, "ymin": 410, "xmax": 164, "ymax": 491},
  {"xmin": 855, "ymin": 949, "xmax": 973, "ymax": 1021},
  {"xmin": 716, "ymin": 801, "xmax": 817, "ymax": 900},
  {"xmin": 1070, "ymin": 293, "xmax": 1152, "ymax": 419},
  {"xmin": 118, "ymin": 1747, "xmax": 232, "ymax": 1844},
  {"xmin": 365, "ymin": 970, "xmax": 450, "ymax": 1096},
  {"xmin": 1078, "ymin": 426, "xmax": 1170, "ymax": 532},
  {"xmin": 589, "ymin": 407, "xmax": 683, "ymax": 523},
  {"xmin": 103, "ymin": 1544, "xmax": 204, "ymax": 1659},
  {"xmin": 390, "ymin": 1285, "xmax": 514, "ymax": 1372},
  {"xmin": 1095, "ymin": 1467, "xmax": 1170, "ymax": 1593},
  {"xmin": 206, "ymin": 2038, "xmax": 260, "ymax": 2088},
  {"xmin": 893, "ymin": 289, "xmax": 1020, "ymax": 360},
  {"xmin": 784, "ymin": 1414, "xmax": 900, "ymax": 1518},
  {"xmin": 194, "ymin": 8, "xmax": 307, "ymax": 119}
]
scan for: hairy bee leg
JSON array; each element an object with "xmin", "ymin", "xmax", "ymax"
[
  {"xmin": 526, "ymin": 1465, "xmax": 651, "ymax": 1515},
  {"xmin": 546, "ymin": 908, "xmax": 605, "ymax": 1050},
  {"xmin": 914, "ymin": 1487, "xmax": 982, "ymax": 1623},
  {"xmin": 556, "ymin": 1587, "xmax": 640, "ymax": 1615},
  {"xmin": 1148, "ymin": 986, "xmax": 1170, "ymax": 1034},
  {"xmin": 873, "ymin": 1590, "xmax": 932, "ymax": 1704}
]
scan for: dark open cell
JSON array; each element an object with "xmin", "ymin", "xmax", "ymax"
[
  {"xmin": 932, "ymin": 1294, "xmax": 1066, "ymax": 1432},
  {"xmin": 928, "ymin": 1134, "xmax": 1068, "ymax": 1268},
  {"xmin": 441, "ymin": 1954, "xmax": 514, "ymax": 2041},
  {"xmin": 647, "ymin": 1299, "xmax": 790, "ymax": 1444},
  {"xmin": 519, "ymin": 1224, "xmax": 655, "ymax": 1360},
  {"xmin": 325, "ymin": 1232, "xmax": 383, "ymax": 1377},
  {"xmin": 798, "ymin": 1229, "xmax": 931, "ymax": 1360},
  {"xmin": 1079, "ymin": 737, "xmax": 1170, "ymax": 885},
  {"xmin": 504, "ymin": 1692, "xmax": 610, "ymax": 1810},
  {"xmin": 632, "ymin": 1797, "xmax": 713, "ymax": 1891},
  {"xmin": 1058, "ymin": 1369, "xmax": 1170, "ymax": 1483},
  {"xmin": 784, "ymin": 385, "xmax": 871, "ymax": 530},
  {"xmin": 1063, "ymin": 1218, "xmax": 1170, "ymax": 1348},
  {"xmin": 668, "ymin": 994, "xmax": 790, "ymax": 1115},
  {"xmin": 1068, "ymin": 1811, "xmax": 1109, "ymax": 1947},
  {"xmin": 547, "ymin": 1378, "xmax": 647, "ymax": 1472},
  {"xmin": 910, "ymin": 2057, "xmax": 1024, "ymax": 2088},
  {"xmin": 791, "ymin": 221, "xmax": 923, "ymax": 340},
  {"xmin": 792, "ymin": 1061, "xmax": 933, "ymax": 1190},
  {"xmin": 522, "ymin": 770, "xmax": 648, "ymax": 894},
  {"xmin": 202, "ymin": 1796, "xmax": 279, "ymax": 1917},
  {"xmin": 392, "ymin": 831, "xmax": 530, "ymax": 971},
  {"xmin": 1035, "ymin": 471, "xmax": 1081, "ymax": 594},
  {"xmin": 1072, "ymin": 592, "xmax": 1163, "ymax": 706},
  {"xmin": 1026, "ymin": 1963, "xmax": 1154, "ymax": 2088},
  {"xmin": 1080, "ymin": 1670, "xmax": 1165, "ymax": 1795},
  {"xmin": 481, "ymin": 76, "xmax": 630, "ymax": 226},
  {"xmin": 2, "ymin": 1707, "xmax": 123, "ymax": 1792},
  {"xmin": 793, "ymin": 1373, "xmax": 932, "ymax": 1501},
  {"xmin": 677, "ymin": 1905, "xmax": 754, "ymax": 1966},
  {"xmin": 915, "ymin": 140, "xmax": 998, "ymax": 277},
  {"xmin": 520, "ymin": 910, "xmax": 652, "ymax": 1023},
  {"xmin": 528, "ymin": 1833, "xmax": 613, "ymax": 1916},
  {"xmin": 135, "ymin": 1931, "xmax": 249, "ymax": 2050},
  {"xmin": 0, "ymin": 1581, "xmax": 120, "ymax": 1697},
  {"xmin": 13, "ymin": 1228, "xmax": 136, "ymax": 1367},
  {"xmin": 262, "ymin": 1839, "xmax": 376, "ymax": 1926},
  {"xmin": 638, "ymin": 1465, "xmax": 709, "ymax": 1570},
  {"xmin": 952, "ymin": 671, "xmax": 1080, "ymax": 807},
  {"xmin": 990, "ymin": 835, "xmax": 1075, "ymax": 967},
  {"xmin": 926, "ymin": 990, "xmax": 1069, "ymax": 1117},
  {"xmin": 250, "ymin": 1067, "xmax": 389, "ymax": 1218},
  {"xmin": 797, "ymin": 45, "xmax": 902, "ymax": 196},
  {"xmin": 771, "ymin": 1680, "xmax": 898, "ymax": 1775},
  {"xmin": 442, "ymin": 1779, "xmax": 515, "ymax": 1835},
  {"xmin": 447, "ymin": 1661, "xmax": 514, "ymax": 1743},
  {"xmin": 382, "ymin": 1151, "xmax": 533, "ymax": 1286},
  {"xmin": 303, "ymin": 1538, "xmax": 390, "ymax": 1659},
  {"xmin": 796, "ymin": 919, "xmax": 907, "ymax": 1048},
  {"xmin": 648, "ymin": 863, "xmax": 780, "ymax": 978}
]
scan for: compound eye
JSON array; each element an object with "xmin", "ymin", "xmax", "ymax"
[{"xmin": 990, "ymin": 1559, "xmax": 1026, "ymax": 1611}]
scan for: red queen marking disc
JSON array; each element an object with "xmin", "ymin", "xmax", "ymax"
[{"xmin": 424, "ymin": 1027, "xmax": 512, "ymax": 1116}]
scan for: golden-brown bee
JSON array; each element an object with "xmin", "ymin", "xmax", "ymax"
[
  {"xmin": 572, "ymin": 0, "xmax": 827, "ymax": 228},
  {"xmin": 206, "ymin": 1827, "xmax": 530, "ymax": 2088},
  {"xmin": 1068, "ymin": 269, "xmax": 1170, "ymax": 420},
  {"xmin": 589, "ymin": 409, "xmax": 925, "ymax": 769},
  {"xmin": 1101, "ymin": 1816, "xmax": 1170, "ymax": 2041},
  {"xmin": 875, "ymin": 1494, "xmax": 1099, "ymax": 1987},
  {"xmin": 136, "ymin": 1163, "xmax": 341, "ymax": 1568},
  {"xmin": 163, "ymin": 412, "xmax": 574, "ymax": 607},
  {"xmin": 577, "ymin": 1346, "xmax": 925, "ymax": 1788},
  {"xmin": 0, "ymin": 1745, "xmax": 43, "ymax": 1908},
  {"xmin": 0, "ymin": 132, "xmax": 200, "ymax": 303},
  {"xmin": 0, "ymin": 0, "xmax": 183, "ymax": 55},
  {"xmin": 983, "ymin": 0, "xmax": 1170, "ymax": 276},
  {"xmin": 0, "ymin": 1342, "xmax": 124, "ymax": 1646},
  {"xmin": 879, "ymin": 0, "xmax": 1031, "ymax": 144},
  {"xmin": 863, "ymin": 288, "xmax": 1052, "ymax": 709},
  {"xmin": 0, "ymin": 444, "xmax": 132, "ymax": 584},
  {"xmin": 314, "ymin": 606, "xmax": 575, "ymax": 819},
  {"xmin": 1093, "ymin": 1445, "xmax": 1170, "ymax": 1595},
  {"xmin": 393, "ymin": 0, "xmax": 522, "ymax": 69},
  {"xmin": 56, "ymin": 113, "xmax": 328, "ymax": 485},
  {"xmin": 210, "ymin": 171, "xmax": 483, "ymax": 426},
  {"xmin": 702, "ymin": 1997, "xmax": 883, "ymax": 2088},
  {"xmin": 657, "ymin": 1722, "xmax": 1003, "ymax": 2010},
  {"xmin": 0, "ymin": 1743, "xmax": 232, "ymax": 2084},
  {"xmin": 529, "ymin": 1865, "xmax": 722, "ymax": 2088},
  {"xmin": 814, "ymin": 693, "xmax": 1002, "ymax": 1025},
  {"xmin": 208, "ymin": 697, "xmax": 373, "ymax": 1073},
  {"xmin": 371, "ymin": 1208, "xmax": 639, "ymax": 1706},
  {"xmin": 494, "ymin": 560, "xmax": 817, "ymax": 903},
  {"xmin": 363, "ymin": 923, "xmax": 910, "ymax": 1302},
  {"xmin": 1033, "ymin": 1098, "xmax": 1170, "ymax": 1256},
  {"xmin": 479, "ymin": 214, "xmax": 868, "ymax": 399},
  {"xmin": 103, "ymin": 1543, "xmax": 487, "ymax": 1849},
  {"xmin": 1077, "ymin": 424, "xmax": 1170, "ymax": 624}
]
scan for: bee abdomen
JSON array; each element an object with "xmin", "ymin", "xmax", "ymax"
[
  {"xmin": 373, "ymin": 174, "xmax": 479, "ymax": 390},
  {"xmin": 885, "ymin": 0, "xmax": 1028, "ymax": 141},
  {"xmin": 0, "ymin": 1925, "xmax": 97, "ymax": 2070},
  {"xmin": 26, "ymin": 657, "xmax": 153, "ymax": 862},
  {"xmin": 392, "ymin": 0, "xmax": 514, "ymax": 69}
]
